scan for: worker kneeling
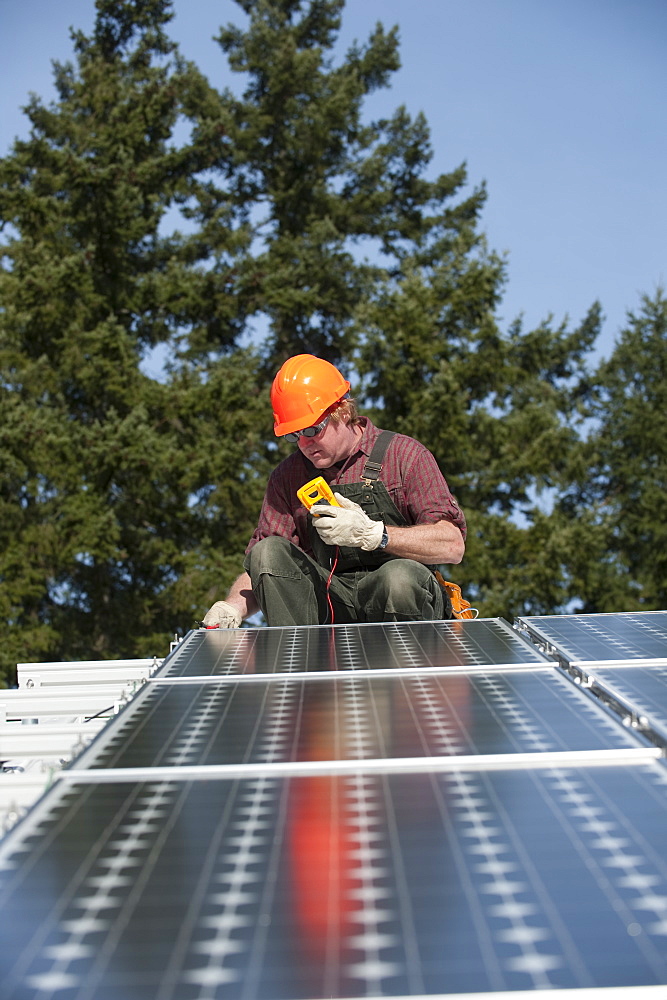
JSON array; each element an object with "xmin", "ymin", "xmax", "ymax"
[{"xmin": 203, "ymin": 354, "xmax": 466, "ymax": 628}]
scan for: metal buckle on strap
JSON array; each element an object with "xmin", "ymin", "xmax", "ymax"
[{"xmin": 361, "ymin": 461, "xmax": 382, "ymax": 487}]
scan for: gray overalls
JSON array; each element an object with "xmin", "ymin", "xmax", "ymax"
[{"xmin": 246, "ymin": 431, "xmax": 450, "ymax": 625}]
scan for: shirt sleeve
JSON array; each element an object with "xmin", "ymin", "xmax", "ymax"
[{"xmin": 403, "ymin": 444, "xmax": 467, "ymax": 539}]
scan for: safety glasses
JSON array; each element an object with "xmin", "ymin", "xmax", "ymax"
[{"xmin": 283, "ymin": 415, "xmax": 330, "ymax": 443}]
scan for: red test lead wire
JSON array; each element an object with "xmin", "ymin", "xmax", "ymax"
[{"xmin": 325, "ymin": 546, "xmax": 339, "ymax": 627}]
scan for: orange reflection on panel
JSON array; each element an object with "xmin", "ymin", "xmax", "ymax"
[{"xmin": 288, "ymin": 773, "xmax": 356, "ymax": 963}]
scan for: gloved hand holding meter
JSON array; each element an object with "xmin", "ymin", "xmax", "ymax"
[
  {"xmin": 203, "ymin": 476, "xmax": 387, "ymax": 628},
  {"xmin": 298, "ymin": 476, "xmax": 386, "ymax": 552}
]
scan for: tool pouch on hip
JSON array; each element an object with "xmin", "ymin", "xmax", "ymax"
[{"xmin": 434, "ymin": 572, "xmax": 478, "ymax": 620}]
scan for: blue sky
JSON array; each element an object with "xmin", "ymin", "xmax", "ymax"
[{"xmin": 1, "ymin": 0, "xmax": 665, "ymax": 362}]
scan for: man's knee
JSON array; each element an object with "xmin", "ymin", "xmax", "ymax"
[
  {"xmin": 376, "ymin": 559, "xmax": 430, "ymax": 598},
  {"xmin": 244, "ymin": 535, "xmax": 327, "ymax": 627},
  {"xmin": 363, "ymin": 559, "xmax": 445, "ymax": 620},
  {"xmin": 245, "ymin": 535, "xmax": 299, "ymax": 579}
]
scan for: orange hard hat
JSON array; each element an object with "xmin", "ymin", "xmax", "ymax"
[{"xmin": 271, "ymin": 355, "xmax": 350, "ymax": 436}]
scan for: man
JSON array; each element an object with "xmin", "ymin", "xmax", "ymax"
[{"xmin": 203, "ymin": 354, "xmax": 466, "ymax": 628}]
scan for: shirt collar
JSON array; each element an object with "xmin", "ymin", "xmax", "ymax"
[
  {"xmin": 356, "ymin": 416, "xmax": 378, "ymax": 457},
  {"xmin": 329, "ymin": 416, "xmax": 376, "ymax": 476}
]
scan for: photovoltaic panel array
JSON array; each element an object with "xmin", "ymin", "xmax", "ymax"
[{"xmin": 1, "ymin": 614, "xmax": 667, "ymax": 999}]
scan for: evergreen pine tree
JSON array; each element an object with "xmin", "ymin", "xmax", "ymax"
[
  {"xmin": 561, "ymin": 290, "xmax": 667, "ymax": 611},
  {"xmin": 354, "ymin": 251, "xmax": 601, "ymax": 617},
  {"xmin": 0, "ymin": 0, "xmax": 266, "ymax": 683},
  {"xmin": 204, "ymin": 1, "xmax": 603, "ymax": 620},
  {"xmin": 207, "ymin": 0, "xmax": 488, "ymax": 371}
]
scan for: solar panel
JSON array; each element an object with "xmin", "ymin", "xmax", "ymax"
[
  {"xmin": 2, "ymin": 762, "xmax": 667, "ymax": 997},
  {"xmin": 516, "ymin": 611, "xmax": 667, "ymax": 667},
  {"xmin": 2, "ymin": 615, "xmax": 667, "ymax": 999},
  {"xmin": 71, "ymin": 667, "xmax": 647, "ymax": 772},
  {"xmin": 161, "ymin": 618, "xmax": 554, "ymax": 677}
]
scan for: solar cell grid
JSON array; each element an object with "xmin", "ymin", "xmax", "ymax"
[
  {"xmin": 71, "ymin": 668, "xmax": 647, "ymax": 772},
  {"xmin": 516, "ymin": 611, "xmax": 667, "ymax": 666},
  {"xmin": 158, "ymin": 619, "xmax": 553, "ymax": 678},
  {"xmin": 2, "ymin": 762, "xmax": 667, "ymax": 998}
]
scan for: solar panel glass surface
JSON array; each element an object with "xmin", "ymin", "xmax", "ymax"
[
  {"xmin": 160, "ymin": 619, "xmax": 554, "ymax": 677},
  {"xmin": 72, "ymin": 668, "xmax": 646, "ymax": 771},
  {"xmin": 2, "ymin": 762, "xmax": 667, "ymax": 997},
  {"xmin": 516, "ymin": 612, "xmax": 667, "ymax": 666}
]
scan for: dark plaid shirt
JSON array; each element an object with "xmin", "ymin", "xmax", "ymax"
[{"xmin": 246, "ymin": 418, "xmax": 466, "ymax": 558}]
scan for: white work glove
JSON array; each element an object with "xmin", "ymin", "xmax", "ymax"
[
  {"xmin": 312, "ymin": 492, "xmax": 385, "ymax": 551},
  {"xmin": 202, "ymin": 600, "xmax": 243, "ymax": 629}
]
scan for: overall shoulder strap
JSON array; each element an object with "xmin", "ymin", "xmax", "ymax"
[
  {"xmin": 301, "ymin": 429, "xmax": 396, "ymax": 484},
  {"xmin": 361, "ymin": 430, "xmax": 395, "ymax": 486}
]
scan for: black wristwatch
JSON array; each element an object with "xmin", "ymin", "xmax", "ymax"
[{"xmin": 378, "ymin": 526, "xmax": 389, "ymax": 549}]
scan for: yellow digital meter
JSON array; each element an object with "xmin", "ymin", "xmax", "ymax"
[{"xmin": 297, "ymin": 476, "xmax": 341, "ymax": 513}]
